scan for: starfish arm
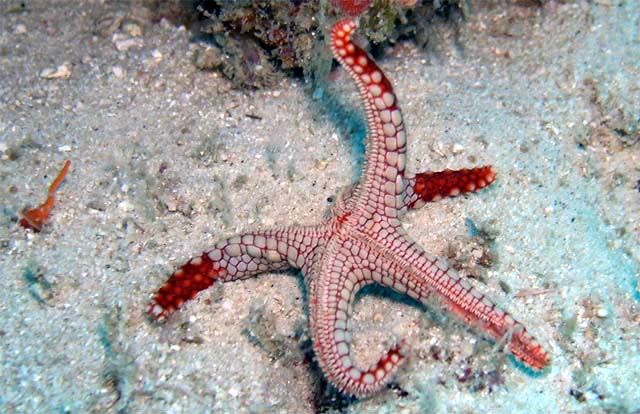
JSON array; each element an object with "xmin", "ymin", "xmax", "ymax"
[
  {"xmin": 308, "ymin": 239, "xmax": 407, "ymax": 397},
  {"xmin": 402, "ymin": 166, "xmax": 496, "ymax": 211},
  {"xmin": 20, "ymin": 159, "xmax": 71, "ymax": 232},
  {"xmin": 374, "ymin": 238, "xmax": 550, "ymax": 370},
  {"xmin": 149, "ymin": 225, "xmax": 327, "ymax": 321},
  {"xmin": 330, "ymin": 19, "xmax": 407, "ymax": 220}
]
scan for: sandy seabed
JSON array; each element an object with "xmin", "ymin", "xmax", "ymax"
[{"xmin": 1, "ymin": 1, "xmax": 638, "ymax": 413}]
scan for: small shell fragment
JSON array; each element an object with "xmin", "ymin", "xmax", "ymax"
[{"xmin": 40, "ymin": 63, "xmax": 71, "ymax": 79}]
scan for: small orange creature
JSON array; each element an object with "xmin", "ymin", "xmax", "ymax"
[{"xmin": 19, "ymin": 159, "xmax": 71, "ymax": 232}]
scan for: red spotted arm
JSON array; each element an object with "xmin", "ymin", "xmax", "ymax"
[
  {"xmin": 149, "ymin": 226, "xmax": 325, "ymax": 320},
  {"xmin": 330, "ymin": 19, "xmax": 407, "ymax": 220},
  {"xmin": 403, "ymin": 166, "xmax": 496, "ymax": 210}
]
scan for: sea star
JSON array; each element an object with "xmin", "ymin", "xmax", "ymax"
[
  {"xmin": 149, "ymin": 18, "xmax": 550, "ymax": 397},
  {"xmin": 20, "ymin": 159, "xmax": 71, "ymax": 232}
]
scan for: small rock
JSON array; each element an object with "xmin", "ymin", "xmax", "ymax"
[
  {"xmin": 122, "ymin": 23, "xmax": 143, "ymax": 37},
  {"xmin": 596, "ymin": 307, "xmax": 608, "ymax": 318},
  {"xmin": 13, "ymin": 24, "xmax": 27, "ymax": 35},
  {"xmin": 40, "ymin": 63, "xmax": 71, "ymax": 79},
  {"xmin": 451, "ymin": 143, "xmax": 464, "ymax": 154},
  {"xmin": 151, "ymin": 49, "xmax": 163, "ymax": 63},
  {"xmin": 118, "ymin": 200, "xmax": 135, "ymax": 212},
  {"xmin": 315, "ymin": 158, "xmax": 329, "ymax": 171},
  {"xmin": 87, "ymin": 200, "xmax": 107, "ymax": 212},
  {"xmin": 113, "ymin": 34, "xmax": 144, "ymax": 52},
  {"xmin": 459, "ymin": 339, "xmax": 475, "ymax": 359},
  {"xmin": 159, "ymin": 194, "xmax": 178, "ymax": 212},
  {"xmin": 95, "ymin": 13, "xmax": 125, "ymax": 37},
  {"xmin": 112, "ymin": 65, "xmax": 124, "ymax": 79}
]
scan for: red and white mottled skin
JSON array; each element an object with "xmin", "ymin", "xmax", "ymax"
[{"xmin": 149, "ymin": 19, "xmax": 549, "ymax": 397}]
